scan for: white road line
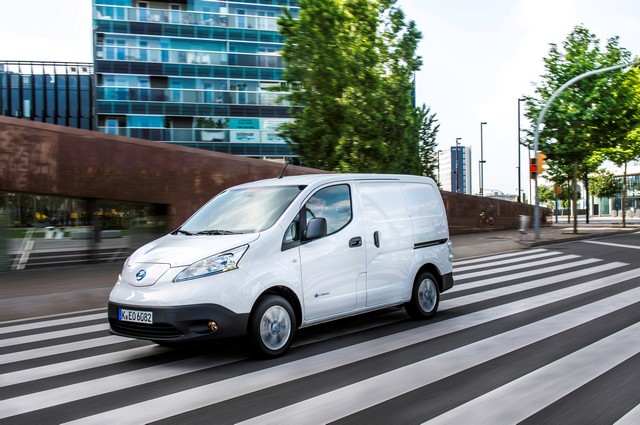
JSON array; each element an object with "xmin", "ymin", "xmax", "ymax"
[
  {"xmin": 7, "ymin": 261, "xmax": 623, "ymax": 387},
  {"xmin": 425, "ymin": 323, "xmax": 640, "ymax": 425},
  {"xmin": 450, "ymin": 258, "xmax": 602, "ymax": 292},
  {"xmin": 0, "ymin": 324, "xmax": 109, "ymax": 348},
  {"xmin": 0, "ymin": 336, "xmax": 128, "ymax": 365},
  {"xmin": 237, "ymin": 290, "xmax": 640, "ymax": 425},
  {"xmin": 615, "ymin": 403, "xmax": 640, "ymax": 425},
  {"xmin": 444, "ymin": 262, "xmax": 627, "ymax": 309},
  {"xmin": 0, "ymin": 346, "xmax": 160, "ymax": 387},
  {"xmin": 59, "ymin": 269, "xmax": 640, "ymax": 425},
  {"xmin": 453, "ymin": 249, "xmax": 548, "ymax": 266},
  {"xmin": 583, "ymin": 240, "xmax": 640, "ymax": 250},
  {"xmin": 454, "ymin": 254, "xmax": 580, "ymax": 280},
  {"xmin": 1, "ymin": 354, "xmax": 240, "ymax": 420},
  {"xmin": 0, "ymin": 308, "xmax": 105, "ymax": 326},
  {"xmin": 454, "ymin": 251, "xmax": 559, "ymax": 273},
  {"xmin": 0, "ymin": 313, "xmax": 106, "ymax": 335}
]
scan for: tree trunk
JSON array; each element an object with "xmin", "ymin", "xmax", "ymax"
[
  {"xmin": 572, "ymin": 163, "xmax": 578, "ymax": 234},
  {"xmin": 622, "ymin": 162, "xmax": 627, "ymax": 228}
]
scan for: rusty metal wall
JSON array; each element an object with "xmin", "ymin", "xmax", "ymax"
[
  {"xmin": 441, "ymin": 191, "xmax": 550, "ymax": 235},
  {"xmin": 0, "ymin": 117, "xmax": 324, "ymax": 228},
  {"xmin": 0, "ymin": 116, "xmax": 547, "ymax": 233}
]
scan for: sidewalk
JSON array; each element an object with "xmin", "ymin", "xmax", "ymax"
[
  {"xmin": 451, "ymin": 219, "xmax": 640, "ymax": 259},
  {"xmin": 1, "ymin": 220, "xmax": 638, "ymax": 322}
]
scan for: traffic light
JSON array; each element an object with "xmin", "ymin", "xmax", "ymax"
[
  {"xmin": 553, "ymin": 183, "xmax": 562, "ymax": 195},
  {"xmin": 537, "ymin": 152, "xmax": 547, "ymax": 174},
  {"xmin": 529, "ymin": 158, "xmax": 537, "ymax": 179},
  {"xmin": 530, "ymin": 152, "xmax": 548, "ymax": 179}
]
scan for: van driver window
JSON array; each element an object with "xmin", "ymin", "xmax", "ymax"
[{"xmin": 305, "ymin": 185, "xmax": 352, "ymax": 235}]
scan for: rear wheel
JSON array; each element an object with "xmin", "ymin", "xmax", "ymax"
[
  {"xmin": 405, "ymin": 271, "xmax": 440, "ymax": 319},
  {"xmin": 248, "ymin": 295, "xmax": 296, "ymax": 358}
]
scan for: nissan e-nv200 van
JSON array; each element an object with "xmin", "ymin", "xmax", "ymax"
[{"xmin": 108, "ymin": 174, "xmax": 454, "ymax": 357}]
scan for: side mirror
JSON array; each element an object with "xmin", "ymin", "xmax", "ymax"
[{"xmin": 304, "ymin": 217, "xmax": 327, "ymax": 240}]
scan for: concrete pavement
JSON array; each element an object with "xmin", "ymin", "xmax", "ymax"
[{"xmin": 1, "ymin": 219, "xmax": 638, "ymax": 322}]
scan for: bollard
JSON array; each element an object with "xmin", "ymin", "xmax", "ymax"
[{"xmin": 518, "ymin": 215, "xmax": 530, "ymax": 234}]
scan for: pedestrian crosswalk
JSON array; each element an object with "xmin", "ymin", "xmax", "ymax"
[{"xmin": 1, "ymin": 247, "xmax": 639, "ymax": 424}]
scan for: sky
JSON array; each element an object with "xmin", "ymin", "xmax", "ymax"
[{"xmin": 1, "ymin": 0, "xmax": 639, "ymax": 197}]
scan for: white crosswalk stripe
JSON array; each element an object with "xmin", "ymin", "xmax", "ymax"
[
  {"xmin": 0, "ymin": 312, "xmax": 105, "ymax": 335},
  {"xmin": 453, "ymin": 250, "xmax": 560, "ymax": 272},
  {"xmin": 454, "ymin": 254, "xmax": 581, "ymax": 280},
  {"xmin": 425, "ymin": 323, "xmax": 640, "ymax": 425},
  {"xmin": 1, "ymin": 248, "xmax": 638, "ymax": 424},
  {"xmin": 237, "ymin": 290, "xmax": 640, "ymax": 425}
]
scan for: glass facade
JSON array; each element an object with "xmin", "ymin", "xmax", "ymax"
[
  {"xmin": 613, "ymin": 174, "xmax": 640, "ymax": 214},
  {"xmin": 93, "ymin": 0, "xmax": 299, "ymax": 160},
  {"xmin": 450, "ymin": 146, "xmax": 471, "ymax": 194},
  {"xmin": 0, "ymin": 61, "xmax": 94, "ymax": 130},
  {"xmin": 0, "ymin": 191, "xmax": 168, "ymax": 270}
]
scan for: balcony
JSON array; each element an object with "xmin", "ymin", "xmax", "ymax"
[
  {"xmin": 94, "ymin": 5, "xmax": 283, "ymax": 32},
  {"xmin": 96, "ymin": 87, "xmax": 290, "ymax": 107}
]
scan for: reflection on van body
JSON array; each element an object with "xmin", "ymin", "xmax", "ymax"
[{"xmin": 108, "ymin": 174, "xmax": 454, "ymax": 357}]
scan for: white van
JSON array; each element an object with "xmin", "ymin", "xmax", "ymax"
[{"xmin": 108, "ymin": 174, "xmax": 454, "ymax": 357}]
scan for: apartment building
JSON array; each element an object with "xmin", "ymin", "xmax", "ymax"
[{"xmin": 93, "ymin": 0, "xmax": 298, "ymax": 161}]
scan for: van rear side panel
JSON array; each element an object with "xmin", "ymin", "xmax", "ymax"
[
  {"xmin": 402, "ymin": 180, "xmax": 453, "ymax": 291},
  {"xmin": 402, "ymin": 182, "xmax": 449, "ymax": 246}
]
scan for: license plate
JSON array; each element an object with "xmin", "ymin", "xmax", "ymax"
[{"xmin": 118, "ymin": 308, "xmax": 153, "ymax": 324}]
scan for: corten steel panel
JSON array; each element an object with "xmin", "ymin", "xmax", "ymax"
[
  {"xmin": 0, "ymin": 117, "xmax": 325, "ymax": 228},
  {"xmin": 441, "ymin": 191, "xmax": 550, "ymax": 235},
  {"xmin": 0, "ymin": 117, "xmax": 545, "ymax": 232}
]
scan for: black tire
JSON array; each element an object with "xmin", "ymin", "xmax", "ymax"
[
  {"xmin": 248, "ymin": 295, "xmax": 296, "ymax": 358},
  {"xmin": 405, "ymin": 271, "xmax": 440, "ymax": 319}
]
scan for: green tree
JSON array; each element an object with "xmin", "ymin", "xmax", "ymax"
[
  {"xmin": 589, "ymin": 169, "xmax": 620, "ymax": 199},
  {"xmin": 593, "ymin": 65, "xmax": 640, "ymax": 226},
  {"xmin": 278, "ymin": 0, "xmax": 426, "ymax": 174},
  {"xmin": 416, "ymin": 105, "xmax": 440, "ymax": 179},
  {"xmin": 524, "ymin": 25, "xmax": 633, "ymax": 233},
  {"xmin": 537, "ymin": 184, "xmax": 556, "ymax": 208}
]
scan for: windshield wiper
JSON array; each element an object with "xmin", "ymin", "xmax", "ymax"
[
  {"xmin": 174, "ymin": 229, "xmax": 195, "ymax": 235},
  {"xmin": 195, "ymin": 230, "xmax": 239, "ymax": 235}
]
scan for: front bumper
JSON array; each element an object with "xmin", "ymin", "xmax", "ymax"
[{"xmin": 108, "ymin": 302, "xmax": 249, "ymax": 342}]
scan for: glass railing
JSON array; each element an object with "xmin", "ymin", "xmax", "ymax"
[
  {"xmin": 96, "ymin": 87, "xmax": 290, "ymax": 107},
  {"xmin": 94, "ymin": 5, "xmax": 285, "ymax": 31},
  {"xmin": 95, "ymin": 46, "xmax": 284, "ymax": 69},
  {"xmin": 97, "ymin": 127, "xmax": 289, "ymax": 144}
]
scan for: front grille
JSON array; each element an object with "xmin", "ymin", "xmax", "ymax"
[{"xmin": 110, "ymin": 319, "xmax": 182, "ymax": 339}]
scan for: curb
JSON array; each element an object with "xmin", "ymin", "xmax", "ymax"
[{"xmin": 529, "ymin": 228, "xmax": 640, "ymax": 248}]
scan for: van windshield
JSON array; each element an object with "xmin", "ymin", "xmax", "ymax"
[{"xmin": 179, "ymin": 185, "xmax": 304, "ymax": 234}]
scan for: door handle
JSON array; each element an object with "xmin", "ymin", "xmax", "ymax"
[
  {"xmin": 374, "ymin": 231, "xmax": 380, "ymax": 248},
  {"xmin": 349, "ymin": 236, "xmax": 362, "ymax": 248}
]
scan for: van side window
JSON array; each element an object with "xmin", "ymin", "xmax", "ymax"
[{"xmin": 305, "ymin": 185, "xmax": 352, "ymax": 235}]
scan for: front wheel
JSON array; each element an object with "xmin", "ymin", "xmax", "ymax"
[
  {"xmin": 405, "ymin": 271, "xmax": 440, "ymax": 319},
  {"xmin": 248, "ymin": 295, "xmax": 296, "ymax": 358}
]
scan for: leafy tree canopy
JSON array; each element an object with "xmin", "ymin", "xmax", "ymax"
[
  {"xmin": 589, "ymin": 169, "xmax": 621, "ymax": 199},
  {"xmin": 523, "ymin": 25, "xmax": 637, "ymax": 231},
  {"xmin": 278, "ymin": 0, "xmax": 438, "ymax": 175},
  {"xmin": 524, "ymin": 25, "xmax": 633, "ymax": 167}
]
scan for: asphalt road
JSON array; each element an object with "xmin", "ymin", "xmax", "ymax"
[{"xmin": 1, "ymin": 233, "xmax": 639, "ymax": 424}]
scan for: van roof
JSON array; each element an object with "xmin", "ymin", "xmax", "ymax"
[{"xmin": 233, "ymin": 173, "xmax": 435, "ymax": 189}]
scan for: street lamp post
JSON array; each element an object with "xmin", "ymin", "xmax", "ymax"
[
  {"xmin": 517, "ymin": 98, "xmax": 526, "ymax": 203},
  {"xmin": 455, "ymin": 138, "xmax": 462, "ymax": 193},
  {"xmin": 480, "ymin": 122, "xmax": 487, "ymax": 196}
]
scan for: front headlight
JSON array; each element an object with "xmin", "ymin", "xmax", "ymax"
[{"xmin": 175, "ymin": 245, "xmax": 248, "ymax": 282}]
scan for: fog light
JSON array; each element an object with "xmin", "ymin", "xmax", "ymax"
[{"xmin": 208, "ymin": 321, "xmax": 218, "ymax": 332}]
